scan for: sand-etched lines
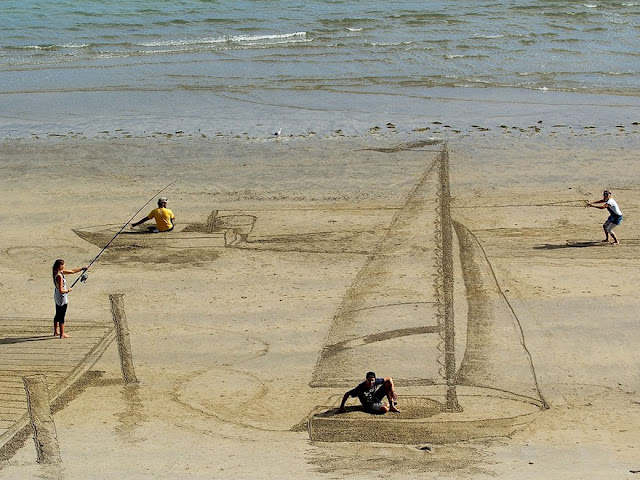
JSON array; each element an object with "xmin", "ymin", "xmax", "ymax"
[
  {"xmin": 172, "ymin": 368, "xmax": 280, "ymax": 432},
  {"xmin": 312, "ymin": 154, "xmax": 443, "ymax": 388},
  {"xmin": 73, "ymin": 223, "xmax": 228, "ymax": 251},
  {"xmin": 71, "ymin": 210, "xmax": 258, "ymax": 262},
  {"xmin": 240, "ymin": 229, "xmax": 385, "ymax": 255},
  {"xmin": 361, "ymin": 139, "xmax": 443, "ymax": 153},
  {"xmin": 1, "ymin": 246, "xmax": 51, "ymax": 265},
  {"xmin": 315, "ymin": 395, "xmax": 443, "ymax": 421},
  {"xmin": 151, "ymin": 324, "xmax": 294, "ymax": 431},
  {"xmin": 235, "ymin": 207, "xmax": 398, "ymax": 255},
  {"xmin": 0, "ymin": 317, "xmax": 115, "ymax": 453},
  {"xmin": 453, "ymin": 221, "xmax": 547, "ymax": 405},
  {"xmin": 331, "ymin": 325, "xmax": 441, "ymax": 351},
  {"xmin": 308, "ymin": 144, "xmax": 550, "ymax": 444}
]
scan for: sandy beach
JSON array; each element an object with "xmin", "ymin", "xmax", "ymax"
[{"xmin": 1, "ymin": 130, "xmax": 640, "ymax": 479}]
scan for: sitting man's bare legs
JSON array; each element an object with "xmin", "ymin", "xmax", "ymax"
[{"xmin": 384, "ymin": 377, "xmax": 400, "ymax": 412}]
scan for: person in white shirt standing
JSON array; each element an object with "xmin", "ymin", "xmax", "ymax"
[
  {"xmin": 52, "ymin": 259, "xmax": 88, "ymax": 338},
  {"xmin": 588, "ymin": 189, "xmax": 623, "ymax": 245}
]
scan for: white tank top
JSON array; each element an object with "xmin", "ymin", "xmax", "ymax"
[{"xmin": 54, "ymin": 273, "xmax": 68, "ymax": 306}]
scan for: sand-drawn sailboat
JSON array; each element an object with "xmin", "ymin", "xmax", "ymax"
[
  {"xmin": 73, "ymin": 210, "xmax": 257, "ymax": 249},
  {"xmin": 308, "ymin": 146, "xmax": 547, "ymax": 444}
]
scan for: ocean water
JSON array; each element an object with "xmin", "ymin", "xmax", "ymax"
[{"xmin": 2, "ymin": 0, "xmax": 640, "ymax": 138}]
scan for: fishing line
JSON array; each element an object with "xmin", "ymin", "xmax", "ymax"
[{"xmin": 71, "ymin": 179, "xmax": 179, "ymax": 288}]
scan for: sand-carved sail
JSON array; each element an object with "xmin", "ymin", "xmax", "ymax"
[
  {"xmin": 309, "ymin": 145, "xmax": 546, "ymax": 443},
  {"xmin": 453, "ymin": 221, "xmax": 545, "ymax": 402},
  {"xmin": 311, "ymin": 156, "xmax": 445, "ymax": 389}
]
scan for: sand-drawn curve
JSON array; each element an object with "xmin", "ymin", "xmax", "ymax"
[{"xmin": 171, "ymin": 367, "xmax": 282, "ymax": 432}]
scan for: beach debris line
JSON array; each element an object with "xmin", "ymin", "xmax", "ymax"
[{"xmin": 70, "ymin": 179, "xmax": 179, "ymax": 288}]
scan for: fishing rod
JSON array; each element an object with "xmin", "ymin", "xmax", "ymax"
[{"xmin": 71, "ymin": 179, "xmax": 179, "ymax": 288}]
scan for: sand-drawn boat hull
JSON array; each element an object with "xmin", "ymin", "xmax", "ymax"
[
  {"xmin": 308, "ymin": 389, "xmax": 544, "ymax": 444},
  {"xmin": 72, "ymin": 224, "xmax": 228, "ymax": 249},
  {"xmin": 73, "ymin": 211, "xmax": 257, "ymax": 248}
]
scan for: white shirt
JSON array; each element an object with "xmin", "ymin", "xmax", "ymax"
[{"xmin": 606, "ymin": 198, "xmax": 622, "ymax": 216}]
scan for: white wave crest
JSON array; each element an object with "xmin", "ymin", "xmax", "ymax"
[
  {"xmin": 139, "ymin": 32, "xmax": 307, "ymax": 48},
  {"xmin": 229, "ymin": 32, "xmax": 307, "ymax": 42}
]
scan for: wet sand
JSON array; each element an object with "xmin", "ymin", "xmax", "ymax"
[{"xmin": 1, "ymin": 131, "xmax": 639, "ymax": 479}]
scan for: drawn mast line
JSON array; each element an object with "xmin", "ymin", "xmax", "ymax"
[{"xmin": 439, "ymin": 145, "xmax": 462, "ymax": 412}]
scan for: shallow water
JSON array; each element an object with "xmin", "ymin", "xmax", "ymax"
[{"xmin": 2, "ymin": 1, "xmax": 640, "ymax": 138}]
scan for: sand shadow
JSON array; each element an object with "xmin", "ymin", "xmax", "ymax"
[
  {"xmin": 534, "ymin": 241, "xmax": 604, "ymax": 250},
  {"xmin": 115, "ymin": 384, "xmax": 147, "ymax": 444},
  {"xmin": 314, "ymin": 405, "xmax": 364, "ymax": 417},
  {"xmin": 0, "ymin": 335, "xmax": 57, "ymax": 345}
]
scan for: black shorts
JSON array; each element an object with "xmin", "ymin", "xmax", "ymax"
[{"xmin": 363, "ymin": 401, "xmax": 385, "ymax": 413}]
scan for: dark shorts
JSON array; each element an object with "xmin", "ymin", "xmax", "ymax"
[
  {"xmin": 361, "ymin": 385, "xmax": 388, "ymax": 413},
  {"xmin": 607, "ymin": 214, "xmax": 622, "ymax": 225},
  {"xmin": 362, "ymin": 401, "xmax": 385, "ymax": 413}
]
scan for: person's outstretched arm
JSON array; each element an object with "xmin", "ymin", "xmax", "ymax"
[
  {"xmin": 132, "ymin": 216, "xmax": 150, "ymax": 227},
  {"xmin": 588, "ymin": 196, "xmax": 607, "ymax": 208},
  {"xmin": 62, "ymin": 265, "xmax": 88, "ymax": 275},
  {"xmin": 588, "ymin": 202, "xmax": 607, "ymax": 209},
  {"xmin": 338, "ymin": 391, "xmax": 351, "ymax": 413}
]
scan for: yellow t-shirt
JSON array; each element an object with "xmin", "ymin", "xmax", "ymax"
[{"xmin": 147, "ymin": 207, "xmax": 175, "ymax": 232}]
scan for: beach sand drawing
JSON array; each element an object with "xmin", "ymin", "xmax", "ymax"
[
  {"xmin": 3, "ymin": 0, "xmax": 640, "ymax": 475},
  {"xmin": 0, "ymin": 317, "xmax": 115, "ymax": 460},
  {"xmin": 1, "ymin": 141, "xmax": 546, "ymax": 456},
  {"xmin": 0, "ymin": 134, "xmax": 639, "ymax": 478},
  {"xmin": 73, "ymin": 210, "xmax": 257, "ymax": 249},
  {"xmin": 308, "ymin": 144, "xmax": 547, "ymax": 444}
]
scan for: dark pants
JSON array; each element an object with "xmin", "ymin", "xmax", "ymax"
[{"xmin": 54, "ymin": 303, "xmax": 68, "ymax": 324}]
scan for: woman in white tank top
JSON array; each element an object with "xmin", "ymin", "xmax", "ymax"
[{"xmin": 52, "ymin": 259, "xmax": 88, "ymax": 338}]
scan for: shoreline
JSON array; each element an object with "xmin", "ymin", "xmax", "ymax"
[{"xmin": 2, "ymin": 87, "xmax": 640, "ymax": 141}]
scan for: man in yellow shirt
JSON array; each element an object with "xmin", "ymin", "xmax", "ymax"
[{"xmin": 132, "ymin": 197, "xmax": 176, "ymax": 232}]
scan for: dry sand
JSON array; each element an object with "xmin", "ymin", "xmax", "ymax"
[{"xmin": 1, "ymin": 131, "xmax": 639, "ymax": 479}]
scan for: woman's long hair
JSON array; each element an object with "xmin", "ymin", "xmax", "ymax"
[{"xmin": 52, "ymin": 259, "xmax": 64, "ymax": 284}]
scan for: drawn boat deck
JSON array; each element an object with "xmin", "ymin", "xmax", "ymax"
[{"xmin": 0, "ymin": 317, "xmax": 115, "ymax": 450}]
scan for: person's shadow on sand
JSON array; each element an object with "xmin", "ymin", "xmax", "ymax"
[
  {"xmin": 316, "ymin": 405, "xmax": 385, "ymax": 417},
  {"xmin": 534, "ymin": 241, "xmax": 605, "ymax": 250},
  {"xmin": 0, "ymin": 335, "xmax": 57, "ymax": 344}
]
